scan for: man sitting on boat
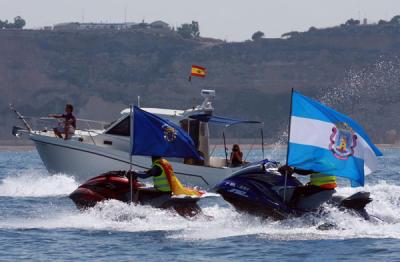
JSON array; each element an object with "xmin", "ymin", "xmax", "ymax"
[
  {"xmin": 135, "ymin": 156, "xmax": 203, "ymax": 197},
  {"xmin": 48, "ymin": 104, "xmax": 76, "ymax": 140},
  {"xmin": 278, "ymin": 165, "xmax": 336, "ymax": 207}
]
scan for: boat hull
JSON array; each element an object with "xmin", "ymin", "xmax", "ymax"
[{"xmin": 31, "ymin": 133, "xmax": 236, "ymax": 189}]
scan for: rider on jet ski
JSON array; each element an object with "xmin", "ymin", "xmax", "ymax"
[
  {"xmin": 135, "ymin": 156, "xmax": 173, "ymax": 193},
  {"xmin": 68, "ymin": 157, "xmax": 203, "ymax": 217},
  {"xmin": 278, "ymin": 165, "xmax": 337, "ymax": 207},
  {"xmin": 134, "ymin": 156, "xmax": 203, "ymax": 200}
]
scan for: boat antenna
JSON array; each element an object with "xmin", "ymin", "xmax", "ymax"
[
  {"xmin": 223, "ymin": 130, "xmax": 228, "ymax": 167},
  {"xmin": 261, "ymin": 128, "xmax": 265, "ymax": 159},
  {"xmin": 9, "ymin": 103, "xmax": 32, "ymax": 132},
  {"xmin": 283, "ymin": 88, "xmax": 294, "ymax": 202},
  {"xmin": 137, "ymin": 96, "xmax": 141, "ymax": 108}
]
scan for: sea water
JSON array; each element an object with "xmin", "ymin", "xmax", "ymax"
[{"xmin": 0, "ymin": 148, "xmax": 400, "ymax": 261}]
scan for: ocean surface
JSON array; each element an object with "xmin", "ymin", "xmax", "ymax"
[{"xmin": 0, "ymin": 148, "xmax": 400, "ymax": 261}]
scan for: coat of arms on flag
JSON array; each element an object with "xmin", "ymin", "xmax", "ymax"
[
  {"xmin": 162, "ymin": 124, "xmax": 177, "ymax": 142},
  {"xmin": 329, "ymin": 122, "xmax": 357, "ymax": 160}
]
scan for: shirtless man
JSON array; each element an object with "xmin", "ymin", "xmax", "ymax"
[{"xmin": 48, "ymin": 104, "xmax": 76, "ymax": 140}]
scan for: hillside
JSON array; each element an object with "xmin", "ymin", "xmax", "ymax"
[{"xmin": 1, "ymin": 23, "xmax": 400, "ymax": 144}]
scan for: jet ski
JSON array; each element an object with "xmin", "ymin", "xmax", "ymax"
[
  {"xmin": 69, "ymin": 171, "xmax": 202, "ymax": 218},
  {"xmin": 214, "ymin": 162, "xmax": 372, "ymax": 220}
]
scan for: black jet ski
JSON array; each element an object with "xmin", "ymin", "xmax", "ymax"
[
  {"xmin": 69, "ymin": 171, "xmax": 202, "ymax": 218},
  {"xmin": 214, "ymin": 162, "xmax": 372, "ymax": 220}
]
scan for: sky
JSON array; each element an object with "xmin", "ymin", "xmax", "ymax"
[{"xmin": 0, "ymin": 0, "xmax": 399, "ymax": 41}]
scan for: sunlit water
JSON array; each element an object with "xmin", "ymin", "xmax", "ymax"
[{"xmin": 0, "ymin": 148, "xmax": 400, "ymax": 261}]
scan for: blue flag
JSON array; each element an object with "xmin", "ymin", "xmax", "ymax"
[
  {"xmin": 288, "ymin": 91, "xmax": 382, "ymax": 187},
  {"xmin": 131, "ymin": 106, "xmax": 202, "ymax": 159}
]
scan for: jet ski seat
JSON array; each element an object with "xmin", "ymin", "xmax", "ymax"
[
  {"xmin": 297, "ymin": 189, "xmax": 336, "ymax": 211},
  {"xmin": 132, "ymin": 187, "xmax": 173, "ymax": 208},
  {"xmin": 136, "ymin": 187, "xmax": 160, "ymax": 193}
]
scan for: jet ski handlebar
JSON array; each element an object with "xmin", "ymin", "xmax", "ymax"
[
  {"xmin": 230, "ymin": 163, "xmax": 266, "ymax": 177},
  {"xmin": 126, "ymin": 170, "xmax": 139, "ymax": 178}
]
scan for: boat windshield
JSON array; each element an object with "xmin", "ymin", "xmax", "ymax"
[{"xmin": 106, "ymin": 116, "xmax": 130, "ymax": 136}]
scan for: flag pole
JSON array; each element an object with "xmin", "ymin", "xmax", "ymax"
[
  {"xmin": 223, "ymin": 131, "xmax": 228, "ymax": 167},
  {"xmin": 188, "ymin": 65, "xmax": 192, "ymax": 82},
  {"xmin": 283, "ymin": 88, "xmax": 294, "ymax": 202},
  {"xmin": 129, "ymin": 104, "xmax": 134, "ymax": 203},
  {"xmin": 261, "ymin": 128, "xmax": 265, "ymax": 159}
]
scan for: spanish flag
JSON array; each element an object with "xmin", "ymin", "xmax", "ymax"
[{"xmin": 189, "ymin": 65, "xmax": 207, "ymax": 81}]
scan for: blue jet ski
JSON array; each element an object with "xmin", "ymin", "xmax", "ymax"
[{"xmin": 214, "ymin": 161, "xmax": 372, "ymax": 220}]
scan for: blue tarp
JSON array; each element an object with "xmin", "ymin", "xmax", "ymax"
[{"xmin": 189, "ymin": 114, "xmax": 262, "ymax": 126}]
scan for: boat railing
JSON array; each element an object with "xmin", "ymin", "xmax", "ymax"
[
  {"xmin": 12, "ymin": 114, "xmax": 110, "ymax": 143},
  {"xmin": 38, "ymin": 117, "xmax": 110, "ymax": 130},
  {"xmin": 36, "ymin": 118, "xmax": 133, "ymax": 146},
  {"xmin": 18, "ymin": 116, "xmax": 109, "ymax": 131}
]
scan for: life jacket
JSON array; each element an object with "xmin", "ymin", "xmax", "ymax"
[
  {"xmin": 153, "ymin": 159, "xmax": 203, "ymax": 196},
  {"xmin": 309, "ymin": 173, "xmax": 337, "ymax": 189},
  {"xmin": 152, "ymin": 160, "xmax": 172, "ymax": 192}
]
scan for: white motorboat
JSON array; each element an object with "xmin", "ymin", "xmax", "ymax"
[{"xmin": 11, "ymin": 90, "xmax": 264, "ymax": 189}]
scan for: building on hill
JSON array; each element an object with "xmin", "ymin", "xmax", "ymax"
[
  {"xmin": 77, "ymin": 23, "xmax": 126, "ymax": 30},
  {"xmin": 53, "ymin": 21, "xmax": 169, "ymax": 31},
  {"xmin": 150, "ymin": 20, "xmax": 170, "ymax": 29},
  {"xmin": 53, "ymin": 22, "xmax": 80, "ymax": 31},
  {"xmin": 53, "ymin": 22, "xmax": 138, "ymax": 31}
]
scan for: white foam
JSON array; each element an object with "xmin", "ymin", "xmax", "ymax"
[
  {"xmin": 0, "ymin": 170, "xmax": 79, "ymax": 197},
  {"xmin": 0, "ymin": 183, "xmax": 400, "ymax": 241},
  {"xmin": 0, "ymin": 200, "xmax": 191, "ymax": 232}
]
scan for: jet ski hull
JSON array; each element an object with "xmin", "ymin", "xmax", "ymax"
[
  {"xmin": 69, "ymin": 171, "xmax": 202, "ymax": 217},
  {"xmin": 215, "ymin": 174, "xmax": 299, "ymax": 219},
  {"xmin": 215, "ymin": 163, "xmax": 373, "ymax": 220}
]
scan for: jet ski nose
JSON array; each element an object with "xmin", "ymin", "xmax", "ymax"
[{"xmin": 69, "ymin": 187, "xmax": 105, "ymax": 209}]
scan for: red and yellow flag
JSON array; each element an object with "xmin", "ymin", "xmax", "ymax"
[{"xmin": 190, "ymin": 65, "xmax": 207, "ymax": 79}]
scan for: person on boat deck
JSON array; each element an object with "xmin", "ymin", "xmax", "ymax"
[
  {"xmin": 230, "ymin": 144, "xmax": 243, "ymax": 167},
  {"xmin": 135, "ymin": 156, "xmax": 173, "ymax": 193},
  {"xmin": 48, "ymin": 104, "xmax": 76, "ymax": 140},
  {"xmin": 278, "ymin": 165, "xmax": 337, "ymax": 207}
]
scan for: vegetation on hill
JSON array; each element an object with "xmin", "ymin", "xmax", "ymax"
[
  {"xmin": 177, "ymin": 21, "xmax": 200, "ymax": 39},
  {"xmin": 251, "ymin": 31, "xmax": 264, "ymax": 41},
  {"xmin": 0, "ymin": 16, "xmax": 25, "ymax": 29}
]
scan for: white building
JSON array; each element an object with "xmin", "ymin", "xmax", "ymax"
[
  {"xmin": 150, "ymin": 20, "xmax": 170, "ymax": 29},
  {"xmin": 53, "ymin": 22, "xmax": 138, "ymax": 31}
]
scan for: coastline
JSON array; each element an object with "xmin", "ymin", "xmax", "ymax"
[
  {"xmin": 0, "ymin": 140, "xmax": 35, "ymax": 151},
  {"xmin": 0, "ymin": 145, "xmax": 36, "ymax": 152}
]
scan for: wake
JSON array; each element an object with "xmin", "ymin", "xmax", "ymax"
[
  {"xmin": 0, "ymin": 170, "xmax": 78, "ymax": 197},
  {"xmin": 0, "ymin": 171, "xmax": 400, "ymax": 241}
]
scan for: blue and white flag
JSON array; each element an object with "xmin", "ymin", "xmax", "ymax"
[
  {"xmin": 131, "ymin": 106, "xmax": 202, "ymax": 160},
  {"xmin": 288, "ymin": 91, "xmax": 382, "ymax": 187}
]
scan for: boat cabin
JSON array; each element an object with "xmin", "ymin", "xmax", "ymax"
[
  {"xmin": 102, "ymin": 90, "xmax": 262, "ymax": 169},
  {"xmin": 20, "ymin": 89, "xmax": 262, "ymax": 170}
]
